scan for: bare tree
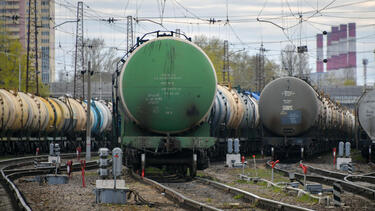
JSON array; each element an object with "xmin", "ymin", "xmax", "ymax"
[{"xmin": 280, "ymin": 45, "xmax": 311, "ymax": 77}]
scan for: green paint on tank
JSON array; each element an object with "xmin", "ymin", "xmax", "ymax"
[{"xmin": 119, "ymin": 37, "xmax": 217, "ymax": 134}]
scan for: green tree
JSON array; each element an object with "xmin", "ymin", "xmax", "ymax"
[
  {"xmin": 194, "ymin": 35, "xmax": 278, "ymax": 90},
  {"xmin": 193, "ymin": 35, "xmax": 232, "ymax": 84},
  {"xmin": 0, "ymin": 23, "xmax": 49, "ymax": 96},
  {"xmin": 280, "ymin": 44, "xmax": 311, "ymax": 77}
]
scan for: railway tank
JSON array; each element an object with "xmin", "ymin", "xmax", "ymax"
[
  {"xmin": 0, "ymin": 89, "xmax": 113, "ymax": 155},
  {"xmin": 357, "ymin": 89, "xmax": 375, "ymax": 162},
  {"xmin": 117, "ymin": 33, "xmax": 217, "ymax": 175},
  {"xmin": 119, "ymin": 37, "xmax": 217, "ymax": 134},
  {"xmin": 116, "ymin": 31, "xmax": 261, "ymax": 175},
  {"xmin": 259, "ymin": 77, "xmax": 355, "ymax": 159}
]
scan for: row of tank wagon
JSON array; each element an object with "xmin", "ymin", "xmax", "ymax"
[
  {"xmin": 259, "ymin": 77, "xmax": 356, "ymax": 158},
  {"xmin": 0, "ymin": 89, "xmax": 112, "ymax": 137},
  {"xmin": 211, "ymin": 85, "xmax": 260, "ymax": 138},
  {"xmin": 259, "ymin": 77, "xmax": 356, "ymax": 138},
  {"xmin": 116, "ymin": 35, "xmax": 359, "ymax": 176}
]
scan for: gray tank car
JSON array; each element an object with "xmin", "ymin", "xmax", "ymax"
[
  {"xmin": 259, "ymin": 77, "xmax": 355, "ymax": 159},
  {"xmin": 357, "ymin": 89, "xmax": 375, "ymax": 162}
]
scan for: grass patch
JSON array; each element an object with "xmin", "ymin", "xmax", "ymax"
[
  {"xmin": 235, "ymin": 167, "xmax": 288, "ymax": 183},
  {"xmin": 233, "ymin": 194, "xmax": 244, "ymax": 200},
  {"xmin": 351, "ymin": 149, "xmax": 366, "ymax": 163},
  {"xmin": 257, "ymin": 181, "xmax": 268, "ymax": 187},
  {"xmin": 0, "ymin": 155, "xmax": 16, "ymax": 161},
  {"xmin": 272, "ymin": 186, "xmax": 282, "ymax": 193},
  {"xmin": 145, "ymin": 167, "xmax": 163, "ymax": 174},
  {"xmin": 235, "ymin": 179, "xmax": 250, "ymax": 184},
  {"xmin": 297, "ymin": 194, "xmax": 319, "ymax": 204}
]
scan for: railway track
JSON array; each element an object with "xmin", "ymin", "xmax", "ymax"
[
  {"xmin": 131, "ymin": 170, "xmax": 314, "ymax": 211},
  {"xmin": 0, "ymin": 153, "xmax": 98, "ymax": 211},
  {"xmin": 268, "ymin": 162, "xmax": 375, "ymax": 201}
]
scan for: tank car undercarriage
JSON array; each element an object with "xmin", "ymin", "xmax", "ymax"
[{"xmin": 263, "ymin": 136, "xmax": 346, "ymax": 162}]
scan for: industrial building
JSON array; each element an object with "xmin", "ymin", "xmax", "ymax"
[
  {"xmin": 315, "ymin": 23, "xmax": 357, "ymax": 86},
  {"xmin": 0, "ymin": 0, "xmax": 55, "ymax": 84}
]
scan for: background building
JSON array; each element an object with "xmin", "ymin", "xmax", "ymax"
[
  {"xmin": 315, "ymin": 23, "xmax": 357, "ymax": 86},
  {"xmin": 0, "ymin": 0, "xmax": 55, "ymax": 84}
]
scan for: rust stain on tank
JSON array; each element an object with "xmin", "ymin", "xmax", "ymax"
[{"xmin": 186, "ymin": 104, "xmax": 200, "ymax": 117}]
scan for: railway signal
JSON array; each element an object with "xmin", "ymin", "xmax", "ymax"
[
  {"xmin": 270, "ymin": 160, "xmax": 279, "ymax": 183},
  {"xmin": 81, "ymin": 160, "xmax": 86, "ymax": 187},
  {"xmin": 299, "ymin": 163, "xmax": 308, "ymax": 189},
  {"xmin": 76, "ymin": 146, "xmax": 82, "ymax": 161},
  {"xmin": 67, "ymin": 160, "xmax": 73, "ymax": 178},
  {"xmin": 141, "ymin": 154, "xmax": 146, "ymax": 178},
  {"xmin": 241, "ymin": 156, "xmax": 245, "ymax": 175}
]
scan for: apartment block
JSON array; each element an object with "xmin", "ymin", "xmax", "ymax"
[{"xmin": 0, "ymin": 0, "xmax": 55, "ymax": 84}]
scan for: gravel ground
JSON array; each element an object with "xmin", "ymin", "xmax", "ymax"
[
  {"xmin": 13, "ymin": 152, "xmax": 375, "ymax": 211},
  {"xmin": 304, "ymin": 150, "xmax": 375, "ymax": 174},
  {"xmin": 201, "ymin": 160, "xmax": 375, "ymax": 211},
  {"xmin": 164, "ymin": 180, "xmax": 262, "ymax": 210},
  {"xmin": 15, "ymin": 170, "xmax": 184, "ymax": 211}
]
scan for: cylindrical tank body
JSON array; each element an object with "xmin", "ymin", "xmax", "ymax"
[
  {"xmin": 34, "ymin": 96, "xmax": 50, "ymax": 131},
  {"xmin": 90, "ymin": 101, "xmax": 101, "ymax": 135},
  {"xmin": 259, "ymin": 77, "xmax": 322, "ymax": 136},
  {"xmin": 5, "ymin": 90, "xmax": 29, "ymax": 131},
  {"xmin": 0, "ymin": 92, "xmax": 9, "ymax": 131},
  {"xmin": 259, "ymin": 77, "xmax": 354, "ymax": 137},
  {"xmin": 239, "ymin": 93, "xmax": 260, "ymax": 129},
  {"xmin": 358, "ymin": 89, "xmax": 375, "ymax": 140},
  {"xmin": 83, "ymin": 100, "xmax": 100, "ymax": 135},
  {"xmin": 0, "ymin": 89, "xmax": 17, "ymax": 131},
  {"xmin": 211, "ymin": 85, "xmax": 259, "ymax": 130},
  {"xmin": 96, "ymin": 100, "xmax": 111, "ymax": 133},
  {"xmin": 18, "ymin": 93, "xmax": 40, "ymax": 132},
  {"xmin": 119, "ymin": 37, "xmax": 217, "ymax": 134},
  {"xmin": 47, "ymin": 97, "xmax": 63, "ymax": 132},
  {"xmin": 53, "ymin": 98, "xmax": 72, "ymax": 133},
  {"xmin": 60, "ymin": 97, "xmax": 77, "ymax": 132},
  {"xmin": 67, "ymin": 98, "xmax": 86, "ymax": 132},
  {"xmin": 39, "ymin": 97, "xmax": 55, "ymax": 132}
]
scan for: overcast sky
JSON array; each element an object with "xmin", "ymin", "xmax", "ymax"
[{"xmin": 54, "ymin": 0, "xmax": 375, "ymax": 85}]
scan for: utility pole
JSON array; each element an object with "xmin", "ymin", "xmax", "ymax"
[
  {"xmin": 127, "ymin": 16, "xmax": 134, "ymax": 53},
  {"xmin": 34, "ymin": 0, "xmax": 39, "ymax": 95},
  {"xmin": 256, "ymin": 44, "xmax": 266, "ymax": 93},
  {"xmin": 298, "ymin": 14, "xmax": 303, "ymax": 78},
  {"xmin": 175, "ymin": 29, "xmax": 180, "ymax": 38},
  {"xmin": 26, "ymin": 0, "xmax": 37, "ymax": 93},
  {"xmin": 86, "ymin": 61, "xmax": 92, "ymax": 161},
  {"xmin": 363, "ymin": 58, "xmax": 368, "ymax": 92},
  {"xmin": 74, "ymin": 1, "xmax": 84, "ymax": 98},
  {"xmin": 223, "ymin": 40, "xmax": 229, "ymax": 83}
]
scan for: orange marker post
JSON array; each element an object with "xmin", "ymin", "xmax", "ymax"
[{"xmin": 81, "ymin": 160, "xmax": 86, "ymax": 187}]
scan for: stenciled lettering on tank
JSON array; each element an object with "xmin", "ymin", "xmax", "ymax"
[
  {"xmin": 283, "ymin": 99, "xmax": 292, "ymax": 104},
  {"xmin": 154, "ymin": 73, "xmax": 182, "ymax": 96},
  {"xmin": 280, "ymin": 90, "xmax": 296, "ymax": 115},
  {"xmin": 364, "ymin": 97, "xmax": 375, "ymax": 117},
  {"xmin": 144, "ymin": 93, "xmax": 162, "ymax": 106},
  {"xmin": 280, "ymin": 87, "xmax": 301, "ymax": 125},
  {"xmin": 366, "ymin": 109, "xmax": 374, "ymax": 117},
  {"xmin": 282, "ymin": 90, "xmax": 295, "ymax": 97}
]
